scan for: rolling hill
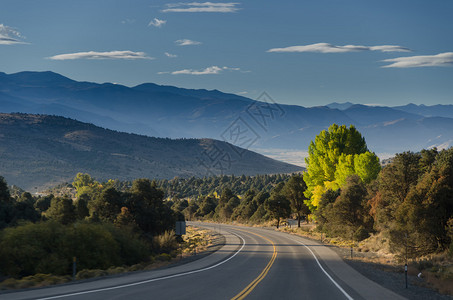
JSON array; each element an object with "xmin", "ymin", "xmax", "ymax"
[{"xmin": 0, "ymin": 113, "xmax": 303, "ymax": 190}]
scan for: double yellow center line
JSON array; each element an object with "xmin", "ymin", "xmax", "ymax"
[{"xmin": 231, "ymin": 230, "xmax": 278, "ymax": 300}]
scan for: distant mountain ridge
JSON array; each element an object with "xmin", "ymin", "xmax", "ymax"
[
  {"xmin": 0, "ymin": 113, "xmax": 302, "ymax": 190},
  {"xmin": 1, "ymin": 71, "xmax": 452, "ymax": 156},
  {"xmin": 393, "ymin": 103, "xmax": 453, "ymax": 119},
  {"xmin": 328, "ymin": 101, "xmax": 453, "ymax": 119}
]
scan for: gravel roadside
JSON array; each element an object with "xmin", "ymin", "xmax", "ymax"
[{"xmin": 329, "ymin": 244, "xmax": 453, "ymax": 300}]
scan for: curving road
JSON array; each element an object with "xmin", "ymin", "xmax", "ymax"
[{"xmin": 0, "ymin": 223, "xmax": 405, "ymax": 300}]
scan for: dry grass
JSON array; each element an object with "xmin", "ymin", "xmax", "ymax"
[{"xmin": 182, "ymin": 225, "xmax": 215, "ymax": 255}]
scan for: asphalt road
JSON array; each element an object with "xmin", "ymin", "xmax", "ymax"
[{"xmin": 0, "ymin": 223, "xmax": 406, "ymax": 300}]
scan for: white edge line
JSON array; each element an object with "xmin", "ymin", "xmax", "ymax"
[
  {"xmin": 37, "ymin": 231, "xmax": 246, "ymax": 300},
  {"xmin": 296, "ymin": 240, "xmax": 354, "ymax": 300}
]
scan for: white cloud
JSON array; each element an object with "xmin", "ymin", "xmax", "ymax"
[
  {"xmin": 165, "ymin": 52, "xmax": 178, "ymax": 58},
  {"xmin": 0, "ymin": 24, "xmax": 27, "ymax": 45},
  {"xmin": 148, "ymin": 18, "xmax": 167, "ymax": 28},
  {"xmin": 48, "ymin": 50, "xmax": 154, "ymax": 60},
  {"xmin": 369, "ymin": 45, "xmax": 411, "ymax": 52},
  {"xmin": 382, "ymin": 52, "xmax": 453, "ymax": 68},
  {"xmin": 162, "ymin": 2, "xmax": 240, "ymax": 13},
  {"xmin": 175, "ymin": 39, "xmax": 201, "ymax": 46},
  {"xmin": 267, "ymin": 43, "xmax": 411, "ymax": 53},
  {"xmin": 121, "ymin": 19, "xmax": 136, "ymax": 24},
  {"xmin": 161, "ymin": 66, "xmax": 240, "ymax": 75}
]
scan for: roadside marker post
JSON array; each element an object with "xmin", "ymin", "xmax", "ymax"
[
  {"xmin": 405, "ymin": 232, "xmax": 408, "ymax": 289},
  {"xmin": 175, "ymin": 221, "xmax": 186, "ymax": 259},
  {"xmin": 72, "ymin": 257, "xmax": 77, "ymax": 281},
  {"xmin": 405, "ymin": 264, "xmax": 408, "ymax": 289},
  {"xmin": 175, "ymin": 221, "xmax": 186, "ymax": 236}
]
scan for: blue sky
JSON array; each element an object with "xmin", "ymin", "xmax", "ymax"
[{"xmin": 1, "ymin": 0, "xmax": 452, "ymax": 107}]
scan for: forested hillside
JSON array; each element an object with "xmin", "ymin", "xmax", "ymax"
[{"xmin": 0, "ymin": 113, "xmax": 302, "ymax": 190}]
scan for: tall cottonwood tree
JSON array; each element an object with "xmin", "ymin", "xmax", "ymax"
[{"xmin": 303, "ymin": 124, "xmax": 378, "ymax": 211}]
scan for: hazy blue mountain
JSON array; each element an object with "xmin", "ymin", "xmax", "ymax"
[
  {"xmin": 393, "ymin": 103, "xmax": 453, "ymax": 119},
  {"xmin": 342, "ymin": 104, "xmax": 422, "ymax": 126},
  {"xmin": 0, "ymin": 71, "xmax": 354, "ymax": 149},
  {"xmin": 1, "ymin": 71, "xmax": 452, "ymax": 156},
  {"xmin": 360, "ymin": 117, "xmax": 453, "ymax": 153},
  {"xmin": 0, "ymin": 113, "xmax": 302, "ymax": 190},
  {"xmin": 326, "ymin": 102, "xmax": 355, "ymax": 110}
]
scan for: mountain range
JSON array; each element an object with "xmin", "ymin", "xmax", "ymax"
[
  {"xmin": 1, "ymin": 71, "xmax": 452, "ymax": 159},
  {"xmin": 0, "ymin": 113, "xmax": 302, "ymax": 190}
]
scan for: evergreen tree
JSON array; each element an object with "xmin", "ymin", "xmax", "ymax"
[
  {"xmin": 46, "ymin": 197, "xmax": 76, "ymax": 225},
  {"xmin": 283, "ymin": 174, "xmax": 310, "ymax": 227}
]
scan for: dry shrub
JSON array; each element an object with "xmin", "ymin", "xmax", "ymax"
[
  {"xmin": 75, "ymin": 269, "xmax": 107, "ymax": 280},
  {"xmin": 0, "ymin": 274, "xmax": 70, "ymax": 290},
  {"xmin": 107, "ymin": 266, "xmax": 126, "ymax": 275},
  {"xmin": 154, "ymin": 230, "xmax": 178, "ymax": 254},
  {"xmin": 423, "ymin": 272, "xmax": 453, "ymax": 295},
  {"xmin": 128, "ymin": 263, "xmax": 146, "ymax": 272}
]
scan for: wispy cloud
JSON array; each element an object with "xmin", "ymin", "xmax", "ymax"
[
  {"xmin": 0, "ymin": 24, "xmax": 27, "ymax": 45},
  {"xmin": 148, "ymin": 18, "xmax": 167, "ymax": 28},
  {"xmin": 175, "ymin": 39, "xmax": 201, "ymax": 46},
  {"xmin": 159, "ymin": 66, "xmax": 240, "ymax": 75},
  {"xmin": 162, "ymin": 2, "xmax": 240, "ymax": 13},
  {"xmin": 121, "ymin": 19, "xmax": 136, "ymax": 25},
  {"xmin": 48, "ymin": 51, "xmax": 154, "ymax": 60},
  {"xmin": 164, "ymin": 52, "xmax": 178, "ymax": 58},
  {"xmin": 267, "ymin": 43, "xmax": 411, "ymax": 53},
  {"xmin": 382, "ymin": 52, "xmax": 453, "ymax": 68}
]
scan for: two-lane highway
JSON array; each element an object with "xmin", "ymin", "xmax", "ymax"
[{"xmin": 0, "ymin": 223, "xmax": 405, "ymax": 300}]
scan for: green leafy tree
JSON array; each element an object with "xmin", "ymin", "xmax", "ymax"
[
  {"xmin": 354, "ymin": 152, "xmax": 381, "ymax": 184},
  {"xmin": 72, "ymin": 173, "xmax": 98, "ymax": 198},
  {"xmin": 303, "ymin": 124, "xmax": 368, "ymax": 211},
  {"xmin": 334, "ymin": 154, "xmax": 355, "ymax": 187}
]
